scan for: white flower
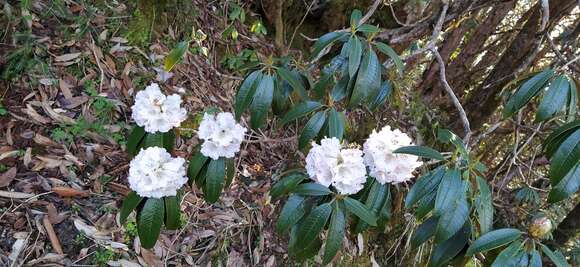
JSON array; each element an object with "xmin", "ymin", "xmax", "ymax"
[
  {"xmin": 305, "ymin": 137, "xmax": 366, "ymax": 195},
  {"xmin": 363, "ymin": 126, "xmax": 423, "ymax": 184},
  {"xmin": 131, "ymin": 83, "xmax": 187, "ymax": 133},
  {"xmin": 128, "ymin": 147, "xmax": 187, "ymax": 198},
  {"xmin": 198, "ymin": 112, "xmax": 247, "ymax": 160}
]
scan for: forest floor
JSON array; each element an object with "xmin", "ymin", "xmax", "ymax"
[{"xmin": 0, "ymin": 1, "xmax": 307, "ymax": 266}]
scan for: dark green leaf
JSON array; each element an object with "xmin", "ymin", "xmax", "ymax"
[
  {"xmin": 548, "ymin": 162, "xmax": 580, "ymax": 203},
  {"xmin": 430, "ymin": 222, "xmax": 470, "ymax": 267},
  {"xmin": 250, "ymin": 74, "xmax": 274, "ymax": 129},
  {"xmin": 323, "ymin": 201, "xmax": 346, "ymax": 265},
  {"xmin": 357, "ymin": 24, "xmax": 380, "ymax": 33},
  {"xmin": 374, "ymin": 42, "xmax": 404, "ymax": 76},
  {"xmin": 434, "ymin": 194, "xmax": 469, "ymax": 243},
  {"xmin": 544, "ymin": 121, "xmax": 580, "ymax": 158},
  {"xmin": 327, "ymin": 108, "xmax": 344, "ymax": 140},
  {"xmin": 138, "ymin": 198, "xmax": 165, "ymax": 249},
  {"xmin": 127, "ymin": 126, "xmax": 145, "ymax": 156},
  {"xmin": 164, "ymin": 196, "xmax": 180, "ymax": 230},
  {"xmin": 567, "ymin": 77, "xmax": 577, "ymax": 122},
  {"xmin": 504, "ymin": 69, "xmax": 554, "ymax": 117},
  {"xmin": 529, "ymin": 250, "xmax": 542, "ymax": 267},
  {"xmin": 280, "ymin": 101, "xmax": 323, "ymax": 125},
  {"xmin": 234, "ymin": 70, "xmax": 262, "ymax": 119},
  {"xmin": 393, "ymin": 146, "xmax": 445, "ymax": 161},
  {"xmin": 225, "ymin": 158, "xmax": 236, "ymax": 188},
  {"xmin": 311, "ymin": 32, "xmax": 348, "ymax": 60},
  {"xmin": 476, "ymin": 176, "xmax": 493, "ymax": 235},
  {"xmin": 549, "ymin": 129, "xmax": 580, "ymax": 185},
  {"xmin": 355, "ymin": 181, "xmax": 389, "ymax": 233},
  {"xmin": 277, "ymin": 67, "xmax": 308, "ymax": 99},
  {"xmin": 298, "ymin": 110, "xmax": 327, "ymax": 149},
  {"xmin": 405, "ymin": 166, "xmax": 446, "ymax": 208},
  {"xmin": 350, "ymin": 48, "xmax": 381, "ymax": 107},
  {"xmin": 162, "ymin": 129, "xmax": 175, "ymax": 152},
  {"xmin": 120, "ymin": 191, "xmax": 143, "ymax": 224},
  {"xmin": 164, "ymin": 41, "xmax": 189, "ymax": 72},
  {"xmin": 437, "ymin": 129, "xmax": 468, "ymax": 157},
  {"xmin": 491, "ymin": 240, "xmax": 524, "ymax": 267},
  {"xmin": 348, "ymin": 37, "xmax": 362, "ymax": 78},
  {"xmin": 411, "ymin": 216, "xmax": 438, "ymax": 248},
  {"xmin": 434, "ymin": 168, "xmax": 463, "ymax": 215},
  {"xmin": 540, "ymin": 244, "xmax": 569, "ymax": 267},
  {"xmin": 537, "ymin": 75, "xmax": 570, "ymax": 121},
  {"xmin": 295, "ymin": 203, "xmax": 332, "ymax": 249},
  {"xmin": 270, "ymin": 172, "xmax": 307, "ymax": 199},
  {"xmin": 276, "ymin": 194, "xmax": 307, "ymax": 233},
  {"xmin": 350, "ymin": 9, "xmax": 362, "ymax": 28},
  {"xmin": 290, "ymin": 233, "xmax": 322, "ymax": 262},
  {"xmin": 416, "ymin": 192, "xmax": 436, "ymax": 220},
  {"xmin": 465, "ymin": 228, "xmax": 522, "ymax": 256},
  {"xmin": 204, "ymin": 158, "xmax": 226, "ymax": 203},
  {"xmin": 368, "ymin": 81, "xmax": 392, "ymax": 111},
  {"xmin": 343, "ymin": 197, "xmax": 377, "ymax": 226},
  {"xmin": 187, "ymin": 151, "xmax": 208, "ymax": 185},
  {"xmin": 293, "ymin": 182, "xmax": 332, "ymax": 196},
  {"xmin": 331, "ymin": 71, "xmax": 350, "ymax": 101},
  {"xmin": 143, "ymin": 132, "xmax": 164, "ymax": 148}
]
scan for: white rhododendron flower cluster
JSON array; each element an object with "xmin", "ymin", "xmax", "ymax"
[
  {"xmin": 128, "ymin": 147, "xmax": 187, "ymax": 198},
  {"xmin": 131, "ymin": 83, "xmax": 187, "ymax": 133},
  {"xmin": 363, "ymin": 126, "xmax": 422, "ymax": 184},
  {"xmin": 198, "ymin": 112, "xmax": 247, "ymax": 160},
  {"xmin": 306, "ymin": 137, "xmax": 367, "ymax": 195}
]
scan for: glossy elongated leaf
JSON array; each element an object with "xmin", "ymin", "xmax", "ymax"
[
  {"xmin": 311, "ymin": 32, "xmax": 348, "ymax": 60},
  {"xmin": 437, "ymin": 129, "xmax": 468, "ymax": 157},
  {"xmin": 276, "ymin": 194, "xmax": 307, "ymax": 233},
  {"xmin": 411, "ymin": 216, "xmax": 438, "ymax": 248},
  {"xmin": 187, "ymin": 151, "xmax": 208, "ymax": 185},
  {"xmin": 323, "ymin": 202, "xmax": 346, "ymax": 265},
  {"xmin": 405, "ymin": 166, "xmax": 446, "ymax": 208},
  {"xmin": 270, "ymin": 172, "xmax": 307, "ymax": 199},
  {"xmin": 504, "ymin": 69, "xmax": 554, "ymax": 117},
  {"xmin": 434, "ymin": 195, "xmax": 469, "ymax": 243},
  {"xmin": 164, "ymin": 41, "xmax": 189, "ymax": 72},
  {"xmin": 331, "ymin": 71, "xmax": 350, "ymax": 101},
  {"xmin": 164, "ymin": 196, "xmax": 180, "ymax": 230},
  {"xmin": 543, "ymin": 121, "xmax": 580, "ymax": 158},
  {"xmin": 357, "ymin": 24, "xmax": 380, "ymax": 33},
  {"xmin": 280, "ymin": 101, "xmax": 322, "ymax": 125},
  {"xmin": 374, "ymin": 42, "xmax": 404, "ymax": 76},
  {"xmin": 327, "ymin": 108, "xmax": 344, "ymax": 140},
  {"xmin": 344, "ymin": 197, "xmax": 377, "ymax": 226},
  {"xmin": 204, "ymin": 158, "xmax": 226, "ymax": 203},
  {"xmin": 416, "ymin": 192, "xmax": 436, "ymax": 220},
  {"xmin": 355, "ymin": 182, "xmax": 389, "ymax": 233},
  {"xmin": 529, "ymin": 250, "xmax": 542, "ymax": 267},
  {"xmin": 368, "ymin": 81, "xmax": 392, "ymax": 111},
  {"xmin": 225, "ymin": 158, "xmax": 235, "ymax": 188},
  {"xmin": 290, "ymin": 234, "xmax": 322, "ymax": 261},
  {"xmin": 537, "ymin": 75, "xmax": 570, "ymax": 121},
  {"xmin": 234, "ymin": 70, "xmax": 262, "ymax": 119},
  {"xmin": 430, "ymin": 222, "xmax": 470, "ymax": 267},
  {"xmin": 490, "ymin": 240, "xmax": 524, "ymax": 267},
  {"xmin": 295, "ymin": 203, "xmax": 332, "ymax": 250},
  {"xmin": 465, "ymin": 228, "xmax": 522, "ymax": 256},
  {"xmin": 476, "ymin": 176, "xmax": 493, "ymax": 235},
  {"xmin": 540, "ymin": 244, "xmax": 569, "ymax": 267},
  {"xmin": 348, "ymin": 37, "xmax": 362, "ymax": 78},
  {"xmin": 350, "ymin": 48, "xmax": 381, "ymax": 107},
  {"xmin": 350, "ymin": 9, "xmax": 362, "ymax": 28},
  {"xmin": 138, "ymin": 198, "xmax": 165, "ymax": 249},
  {"xmin": 313, "ymin": 73, "xmax": 334, "ymax": 98},
  {"xmin": 250, "ymin": 74, "xmax": 274, "ymax": 129},
  {"xmin": 277, "ymin": 67, "xmax": 308, "ymax": 99},
  {"xmin": 568, "ymin": 77, "xmax": 577, "ymax": 122},
  {"xmin": 127, "ymin": 126, "xmax": 145, "ymax": 156},
  {"xmin": 120, "ymin": 191, "xmax": 143, "ymax": 224},
  {"xmin": 293, "ymin": 182, "xmax": 332, "ymax": 196},
  {"xmin": 548, "ymin": 162, "xmax": 580, "ymax": 203},
  {"xmin": 549, "ymin": 129, "xmax": 580, "ymax": 185},
  {"xmin": 298, "ymin": 110, "xmax": 327, "ymax": 149},
  {"xmin": 434, "ymin": 168, "xmax": 463, "ymax": 215},
  {"xmin": 143, "ymin": 132, "xmax": 164, "ymax": 148},
  {"xmin": 393, "ymin": 146, "xmax": 445, "ymax": 160},
  {"xmin": 163, "ymin": 129, "xmax": 175, "ymax": 152}
]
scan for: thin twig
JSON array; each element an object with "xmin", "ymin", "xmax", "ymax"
[
  {"xmin": 359, "ymin": 0, "xmax": 383, "ymax": 26},
  {"xmin": 288, "ymin": 0, "xmax": 317, "ymax": 49}
]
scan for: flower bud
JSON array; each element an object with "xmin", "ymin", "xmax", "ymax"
[{"xmin": 528, "ymin": 215, "xmax": 552, "ymax": 238}]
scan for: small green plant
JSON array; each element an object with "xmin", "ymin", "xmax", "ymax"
[
  {"xmin": 0, "ymin": 103, "xmax": 8, "ymax": 116},
  {"xmin": 93, "ymin": 248, "xmax": 116, "ymax": 266},
  {"xmin": 70, "ymin": 204, "xmax": 81, "ymax": 215},
  {"xmin": 0, "ymin": 164, "xmax": 9, "ymax": 172},
  {"xmin": 220, "ymin": 49, "xmax": 259, "ymax": 72},
  {"xmin": 73, "ymin": 234, "xmax": 88, "ymax": 247}
]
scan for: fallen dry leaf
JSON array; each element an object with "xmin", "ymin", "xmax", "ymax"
[
  {"xmin": 0, "ymin": 167, "xmax": 17, "ymax": 187},
  {"xmin": 54, "ymin": 52, "xmax": 82, "ymax": 62},
  {"xmin": 51, "ymin": 186, "xmax": 89, "ymax": 198},
  {"xmin": 0, "ymin": 190, "xmax": 34, "ymax": 199}
]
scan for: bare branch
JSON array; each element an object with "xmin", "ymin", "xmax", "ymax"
[{"xmin": 359, "ymin": 0, "xmax": 383, "ymax": 26}]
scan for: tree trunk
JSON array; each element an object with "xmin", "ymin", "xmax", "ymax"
[{"xmin": 552, "ymin": 203, "xmax": 580, "ymax": 246}]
